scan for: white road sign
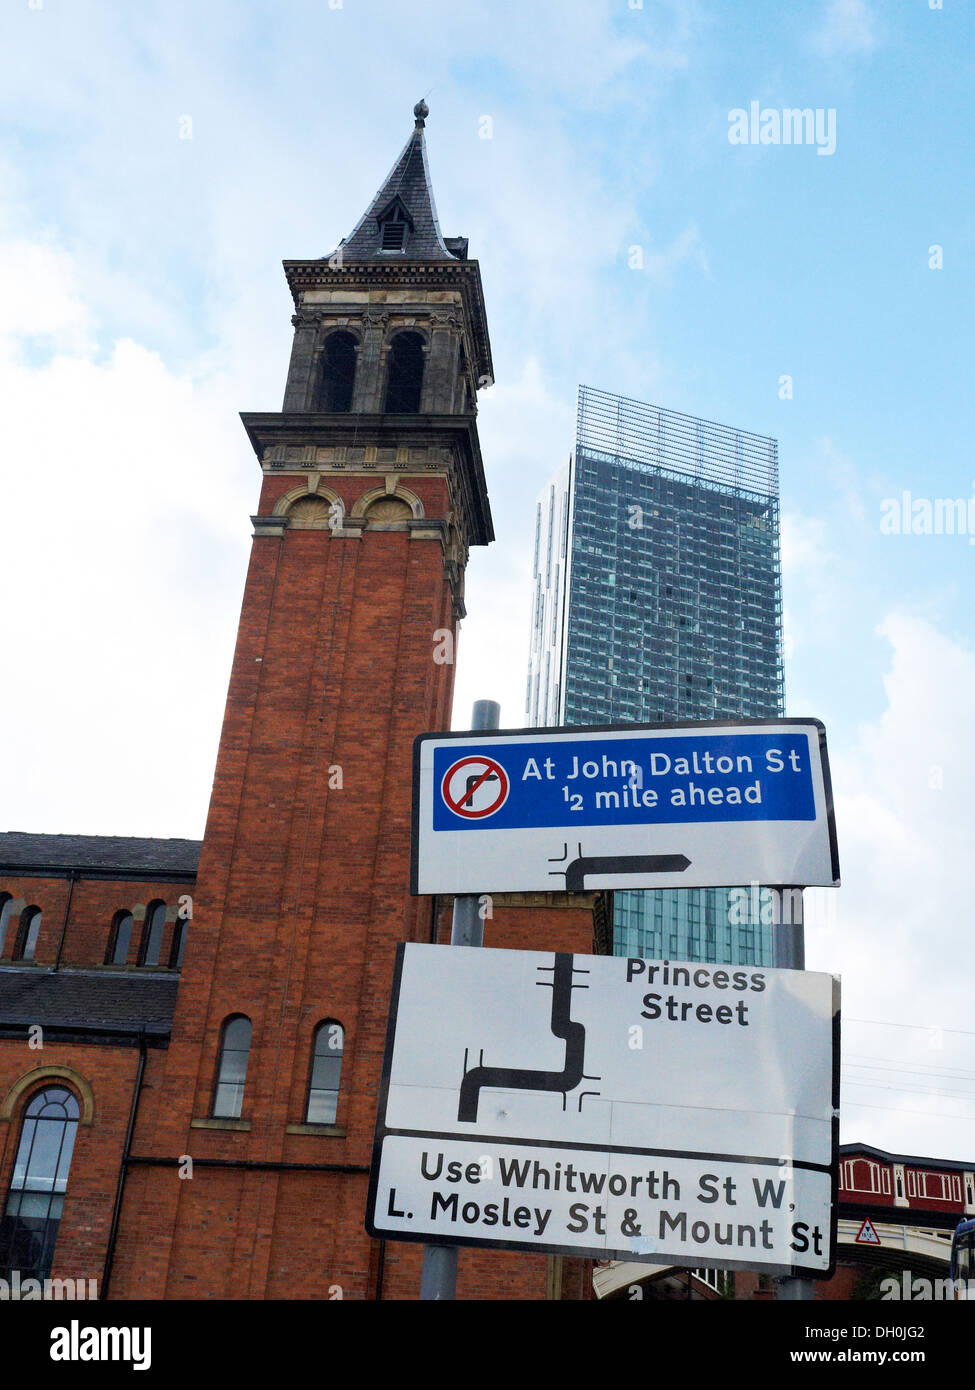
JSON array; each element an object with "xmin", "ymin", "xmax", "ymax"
[
  {"xmin": 366, "ymin": 944, "xmax": 840, "ymax": 1277},
  {"xmin": 410, "ymin": 718, "xmax": 840, "ymax": 896}
]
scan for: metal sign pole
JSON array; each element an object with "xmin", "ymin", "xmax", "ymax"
[
  {"xmin": 773, "ymin": 885, "xmax": 815, "ymax": 1302},
  {"xmin": 419, "ymin": 698, "xmax": 500, "ymax": 1302}
]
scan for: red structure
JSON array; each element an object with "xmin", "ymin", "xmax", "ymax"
[
  {"xmin": 838, "ymin": 1143, "xmax": 975, "ymax": 1225},
  {"xmin": 0, "ymin": 104, "xmax": 598, "ymax": 1301}
]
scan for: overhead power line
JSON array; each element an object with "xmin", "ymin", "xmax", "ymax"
[
  {"xmin": 841, "ymin": 1097, "xmax": 975, "ymax": 1123},
  {"xmin": 846, "ymin": 1017, "xmax": 975, "ymax": 1039},
  {"xmin": 845, "ymin": 1052, "xmax": 975, "ymax": 1081},
  {"xmin": 842, "ymin": 1078, "xmax": 975, "ymax": 1103}
]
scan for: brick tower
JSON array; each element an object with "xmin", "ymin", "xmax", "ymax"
[{"xmin": 103, "ymin": 102, "xmax": 593, "ymax": 1301}]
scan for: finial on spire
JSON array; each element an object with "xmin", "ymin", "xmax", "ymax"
[{"xmin": 336, "ymin": 99, "xmax": 461, "ymax": 263}]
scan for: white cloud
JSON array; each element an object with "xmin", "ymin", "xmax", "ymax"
[
  {"xmin": 0, "ymin": 238, "xmax": 253, "ymax": 838},
  {"xmin": 780, "ymin": 510, "xmax": 840, "ymax": 688},
  {"xmin": 453, "ymin": 359, "xmax": 574, "ymax": 729},
  {"xmin": 636, "ymin": 224, "xmax": 709, "ymax": 281},
  {"xmin": 781, "ymin": 511, "xmax": 829, "ymax": 573},
  {"xmin": 0, "ymin": 240, "xmax": 93, "ymax": 356},
  {"xmin": 818, "ymin": 435, "xmax": 869, "ymax": 526},
  {"xmin": 811, "ymin": 0, "xmax": 878, "ymax": 58},
  {"xmin": 808, "ymin": 612, "xmax": 975, "ymax": 1159}
]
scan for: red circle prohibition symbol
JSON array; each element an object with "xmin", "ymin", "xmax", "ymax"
[{"xmin": 441, "ymin": 756, "xmax": 510, "ymax": 819}]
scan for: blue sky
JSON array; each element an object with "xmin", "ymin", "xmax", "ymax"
[{"xmin": 2, "ymin": 0, "xmax": 974, "ymax": 1160}]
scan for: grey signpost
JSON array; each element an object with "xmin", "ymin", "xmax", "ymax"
[
  {"xmin": 419, "ymin": 698, "xmax": 499, "ymax": 1302},
  {"xmin": 773, "ymin": 886, "xmax": 815, "ymax": 1302}
]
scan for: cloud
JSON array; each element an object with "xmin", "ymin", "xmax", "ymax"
[
  {"xmin": 779, "ymin": 509, "xmax": 844, "ymax": 681},
  {"xmin": 809, "ymin": 612, "xmax": 975, "ymax": 1158},
  {"xmin": 0, "ymin": 240, "xmax": 93, "ymax": 356},
  {"xmin": 781, "ymin": 512, "xmax": 829, "ymax": 573},
  {"xmin": 438, "ymin": 0, "xmax": 700, "ymax": 103},
  {"xmin": 454, "ymin": 359, "xmax": 574, "ymax": 729},
  {"xmin": 810, "ymin": 0, "xmax": 878, "ymax": 58},
  {"xmin": 818, "ymin": 436, "xmax": 869, "ymax": 526},
  {"xmin": 632, "ymin": 224, "xmax": 709, "ymax": 281},
  {"xmin": 0, "ymin": 237, "xmax": 253, "ymax": 839}
]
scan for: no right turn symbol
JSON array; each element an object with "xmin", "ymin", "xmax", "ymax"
[{"xmin": 441, "ymin": 755, "xmax": 510, "ymax": 820}]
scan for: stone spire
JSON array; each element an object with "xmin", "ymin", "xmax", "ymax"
[{"xmin": 334, "ymin": 100, "xmax": 466, "ymax": 262}]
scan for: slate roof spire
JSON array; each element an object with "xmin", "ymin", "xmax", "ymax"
[{"xmin": 335, "ymin": 100, "xmax": 467, "ymax": 263}]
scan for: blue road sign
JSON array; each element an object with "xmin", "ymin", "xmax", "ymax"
[{"xmin": 411, "ymin": 718, "xmax": 839, "ymax": 896}]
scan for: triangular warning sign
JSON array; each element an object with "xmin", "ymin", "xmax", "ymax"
[{"xmin": 856, "ymin": 1218, "xmax": 881, "ymax": 1245}]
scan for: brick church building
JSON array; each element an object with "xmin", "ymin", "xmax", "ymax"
[{"xmin": 0, "ymin": 103, "xmax": 601, "ymax": 1301}]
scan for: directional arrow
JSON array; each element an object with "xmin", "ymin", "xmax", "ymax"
[{"xmin": 564, "ymin": 853, "xmax": 691, "ymax": 891}]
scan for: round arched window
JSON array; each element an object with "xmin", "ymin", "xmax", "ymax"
[
  {"xmin": 306, "ymin": 1021, "xmax": 344, "ymax": 1124},
  {"xmin": 383, "ymin": 332, "xmax": 424, "ymax": 413},
  {"xmin": 317, "ymin": 331, "xmax": 357, "ymax": 412},
  {"xmin": 0, "ymin": 1086, "xmax": 80, "ymax": 1280}
]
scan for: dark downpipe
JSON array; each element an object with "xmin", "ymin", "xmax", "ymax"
[
  {"xmin": 100, "ymin": 1031, "xmax": 147, "ymax": 1300},
  {"xmin": 123, "ymin": 1157, "xmax": 371, "ymax": 1173},
  {"xmin": 51, "ymin": 870, "xmax": 79, "ymax": 973}
]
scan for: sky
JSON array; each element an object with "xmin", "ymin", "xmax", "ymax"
[{"xmin": 1, "ymin": 0, "xmax": 974, "ymax": 1162}]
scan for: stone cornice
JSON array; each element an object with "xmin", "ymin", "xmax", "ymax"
[
  {"xmin": 251, "ymin": 514, "xmax": 288, "ymax": 537},
  {"xmin": 240, "ymin": 412, "xmax": 493, "ymax": 548}
]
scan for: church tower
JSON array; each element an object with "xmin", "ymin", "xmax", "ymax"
[{"xmin": 104, "ymin": 104, "xmax": 591, "ymax": 1301}]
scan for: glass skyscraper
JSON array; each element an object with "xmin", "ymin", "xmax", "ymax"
[{"xmin": 526, "ymin": 386, "xmax": 784, "ymax": 965}]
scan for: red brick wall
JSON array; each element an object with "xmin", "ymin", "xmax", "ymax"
[
  {"xmin": 0, "ymin": 868, "xmax": 193, "ymax": 1296},
  {"xmin": 0, "ymin": 873, "xmax": 192, "ymax": 967},
  {"xmin": 0, "ymin": 876, "xmax": 69, "ymax": 962},
  {"xmin": 108, "ymin": 481, "xmax": 581, "ymax": 1300},
  {"xmin": 0, "ymin": 483, "xmax": 597, "ymax": 1302}
]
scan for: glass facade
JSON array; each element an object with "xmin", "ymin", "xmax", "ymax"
[{"xmin": 527, "ymin": 387, "xmax": 784, "ymax": 965}]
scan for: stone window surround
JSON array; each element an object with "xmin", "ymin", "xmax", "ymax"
[{"xmin": 268, "ymin": 473, "xmax": 426, "ymax": 536}]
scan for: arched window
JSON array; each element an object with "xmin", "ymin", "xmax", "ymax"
[
  {"xmin": 14, "ymin": 907, "xmax": 41, "ymax": 962},
  {"xmin": 306, "ymin": 1020, "xmax": 344, "ymax": 1124},
  {"xmin": 0, "ymin": 895, "xmax": 13, "ymax": 958},
  {"xmin": 138, "ymin": 901, "xmax": 166, "ymax": 967},
  {"xmin": 169, "ymin": 915, "xmax": 188, "ymax": 969},
  {"xmin": 212, "ymin": 1015, "xmax": 252, "ymax": 1119},
  {"xmin": 383, "ymin": 332, "xmax": 424, "ymax": 414},
  {"xmin": 317, "ymin": 331, "xmax": 357, "ymax": 412},
  {"xmin": 0, "ymin": 1087, "xmax": 80, "ymax": 1281},
  {"xmin": 106, "ymin": 910, "xmax": 133, "ymax": 966}
]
